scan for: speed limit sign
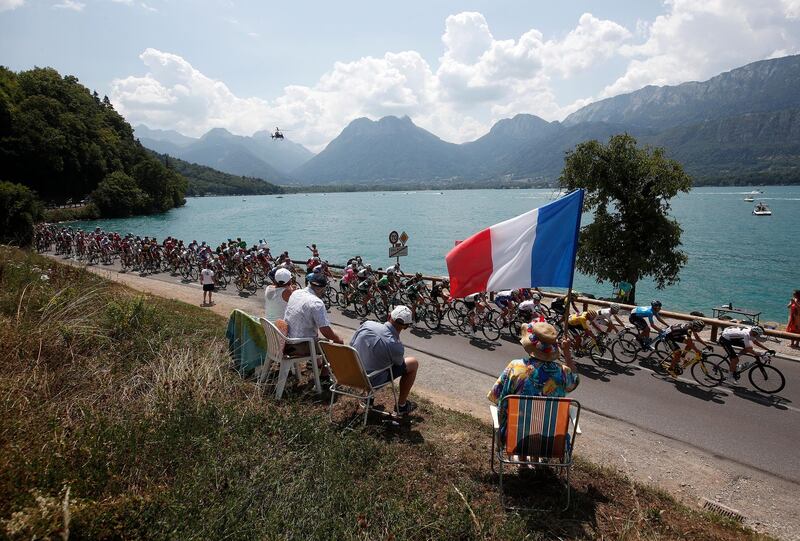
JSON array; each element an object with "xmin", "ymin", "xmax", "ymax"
[{"xmin": 389, "ymin": 230, "xmax": 399, "ymax": 244}]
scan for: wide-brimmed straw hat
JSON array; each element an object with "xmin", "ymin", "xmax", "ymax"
[{"xmin": 519, "ymin": 322, "xmax": 559, "ymax": 361}]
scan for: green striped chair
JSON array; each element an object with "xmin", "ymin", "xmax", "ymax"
[{"xmin": 490, "ymin": 395, "xmax": 581, "ymax": 510}]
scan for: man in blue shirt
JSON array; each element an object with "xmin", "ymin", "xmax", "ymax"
[
  {"xmin": 349, "ymin": 305, "xmax": 419, "ymax": 415},
  {"xmin": 629, "ymin": 300, "xmax": 669, "ymax": 346}
]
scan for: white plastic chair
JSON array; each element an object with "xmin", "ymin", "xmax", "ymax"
[{"xmin": 259, "ymin": 318, "xmax": 322, "ymax": 399}]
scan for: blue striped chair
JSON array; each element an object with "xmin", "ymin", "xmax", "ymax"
[{"xmin": 490, "ymin": 395, "xmax": 581, "ymax": 510}]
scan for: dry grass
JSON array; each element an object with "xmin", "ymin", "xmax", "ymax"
[{"xmin": 0, "ymin": 246, "xmax": 771, "ymax": 540}]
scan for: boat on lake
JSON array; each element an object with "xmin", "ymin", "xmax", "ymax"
[
  {"xmin": 744, "ymin": 196, "xmax": 755, "ymax": 202},
  {"xmin": 753, "ymin": 202, "xmax": 772, "ymax": 216}
]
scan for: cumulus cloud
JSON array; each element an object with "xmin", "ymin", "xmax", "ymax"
[
  {"xmin": 603, "ymin": 0, "xmax": 800, "ymax": 97},
  {"xmin": 0, "ymin": 0, "xmax": 24, "ymax": 12},
  {"xmin": 112, "ymin": 5, "xmax": 800, "ymax": 150},
  {"xmin": 53, "ymin": 0, "xmax": 84, "ymax": 11}
]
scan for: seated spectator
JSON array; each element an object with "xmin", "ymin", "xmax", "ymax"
[
  {"xmin": 264, "ymin": 267, "xmax": 297, "ymax": 321},
  {"xmin": 488, "ymin": 322, "xmax": 579, "ymax": 433},
  {"xmin": 349, "ymin": 306, "xmax": 419, "ymax": 416},
  {"xmin": 284, "ymin": 273, "xmax": 343, "ymax": 361}
]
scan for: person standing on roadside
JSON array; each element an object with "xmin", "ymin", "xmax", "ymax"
[
  {"xmin": 787, "ymin": 290, "xmax": 800, "ymax": 348},
  {"xmin": 200, "ymin": 261, "xmax": 215, "ymax": 307}
]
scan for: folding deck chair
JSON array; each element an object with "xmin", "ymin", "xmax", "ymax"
[
  {"xmin": 318, "ymin": 341, "xmax": 399, "ymax": 429},
  {"xmin": 258, "ymin": 318, "xmax": 322, "ymax": 400},
  {"xmin": 490, "ymin": 395, "xmax": 581, "ymax": 511}
]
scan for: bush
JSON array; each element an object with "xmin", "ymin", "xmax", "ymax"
[
  {"xmin": 0, "ymin": 181, "xmax": 43, "ymax": 246},
  {"xmin": 91, "ymin": 171, "xmax": 149, "ymax": 217}
]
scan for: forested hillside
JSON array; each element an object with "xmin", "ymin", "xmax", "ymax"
[
  {"xmin": 0, "ymin": 66, "xmax": 186, "ymax": 217},
  {"xmin": 150, "ymin": 152, "xmax": 285, "ymax": 196}
]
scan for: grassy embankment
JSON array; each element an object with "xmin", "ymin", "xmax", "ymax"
[{"xmin": 0, "ymin": 247, "xmax": 767, "ymax": 540}]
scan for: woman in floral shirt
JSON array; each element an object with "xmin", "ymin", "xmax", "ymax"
[{"xmin": 488, "ymin": 321, "xmax": 579, "ymax": 433}]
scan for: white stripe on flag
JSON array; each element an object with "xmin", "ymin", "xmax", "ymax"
[{"xmin": 486, "ymin": 207, "xmax": 539, "ymax": 291}]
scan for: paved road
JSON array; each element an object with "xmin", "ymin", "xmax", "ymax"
[{"xmin": 56, "ymin": 257, "xmax": 800, "ymax": 485}]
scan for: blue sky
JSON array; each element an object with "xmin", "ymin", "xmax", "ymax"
[{"xmin": 2, "ymin": 0, "xmax": 800, "ymax": 150}]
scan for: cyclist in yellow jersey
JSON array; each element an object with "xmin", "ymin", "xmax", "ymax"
[{"xmin": 567, "ymin": 309, "xmax": 599, "ymax": 349}]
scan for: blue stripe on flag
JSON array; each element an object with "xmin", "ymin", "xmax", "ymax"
[{"xmin": 530, "ymin": 189, "xmax": 584, "ymax": 288}]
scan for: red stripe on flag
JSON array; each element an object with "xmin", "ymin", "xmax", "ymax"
[{"xmin": 445, "ymin": 228, "xmax": 492, "ymax": 298}]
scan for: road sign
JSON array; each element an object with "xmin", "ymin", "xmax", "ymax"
[
  {"xmin": 389, "ymin": 230, "xmax": 399, "ymax": 244},
  {"xmin": 399, "ymin": 231, "xmax": 409, "ymax": 245},
  {"xmin": 389, "ymin": 245, "xmax": 408, "ymax": 258}
]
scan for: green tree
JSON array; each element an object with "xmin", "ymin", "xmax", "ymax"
[
  {"xmin": 559, "ymin": 134, "xmax": 693, "ymax": 303},
  {"xmin": 0, "ymin": 181, "xmax": 43, "ymax": 246},
  {"xmin": 91, "ymin": 171, "xmax": 148, "ymax": 217}
]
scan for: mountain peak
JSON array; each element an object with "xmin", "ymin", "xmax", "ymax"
[{"xmin": 201, "ymin": 127, "xmax": 235, "ymax": 140}]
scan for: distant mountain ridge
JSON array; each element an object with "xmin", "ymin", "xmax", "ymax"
[
  {"xmin": 135, "ymin": 125, "xmax": 315, "ymax": 182},
  {"xmin": 137, "ymin": 54, "xmax": 800, "ymax": 187}
]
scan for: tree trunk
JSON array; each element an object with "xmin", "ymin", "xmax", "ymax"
[{"xmin": 629, "ymin": 281, "xmax": 636, "ymax": 305}]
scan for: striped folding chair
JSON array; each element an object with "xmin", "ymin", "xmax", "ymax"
[{"xmin": 490, "ymin": 395, "xmax": 581, "ymax": 511}]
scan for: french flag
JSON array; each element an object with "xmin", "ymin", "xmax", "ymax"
[{"xmin": 445, "ymin": 189, "xmax": 584, "ymax": 298}]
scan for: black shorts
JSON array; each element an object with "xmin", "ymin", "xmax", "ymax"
[
  {"xmin": 464, "ymin": 300, "xmax": 476, "ymax": 311},
  {"xmin": 665, "ymin": 331, "xmax": 689, "ymax": 351},
  {"xmin": 719, "ymin": 336, "xmax": 745, "ymax": 358},
  {"xmin": 203, "ymin": 283, "xmax": 214, "ymax": 292},
  {"xmin": 629, "ymin": 314, "xmax": 648, "ymax": 332}
]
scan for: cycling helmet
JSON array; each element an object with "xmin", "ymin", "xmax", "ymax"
[
  {"xmin": 750, "ymin": 326, "xmax": 765, "ymax": 337},
  {"xmin": 609, "ymin": 303, "xmax": 620, "ymax": 314},
  {"xmin": 587, "ymin": 309, "xmax": 598, "ymax": 319},
  {"xmin": 366, "ymin": 264, "xmax": 372, "ymax": 271},
  {"xmin": 415, "ymin": 272, "xmax": 422, "ymax": 279},
  {"xmin": 386, "ymin": 267, "xmax": 395, "ymax": 275},
  {"xmin": 442, "ymin": 278, "xmax": 450, "ymax": 286},
  {"xmin": 357, "ymin": 269, "xmax": 368, "ymax": 278},
  {"xmin": 690, "ymin": 319, "xmax": 705, "ymax": 331},
  {"xmin": 651, "ymin": 300, "xmax": 662, "ymax": 308},
  {"xmin": 531, "ymin": 292, "xmax": 542, "ymax": 301}
]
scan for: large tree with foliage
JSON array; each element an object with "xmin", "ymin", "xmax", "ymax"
[
  {"xmin": 0, "ymin": 181, "xmax": 43, "ymax": 246},
  {"xmin": 0, "ymin": 66, "xmax": 186, "ymax": 216},
  {"xmin": 559, "ymin": 134, "xmax": 692, "ymax": 303}
]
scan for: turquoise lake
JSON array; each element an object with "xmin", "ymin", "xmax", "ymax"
[{"xmin": 70, "ymin": 186, "xmax": 800, "ymax": 323}]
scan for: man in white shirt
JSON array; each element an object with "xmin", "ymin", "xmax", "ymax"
[
  {"xmin": 199, "ymin": 261, "xmax": 215, "ymax": 306},
  {"xmin": 284, "ymin": 273, "xmax": 343, "ymax": 358}
]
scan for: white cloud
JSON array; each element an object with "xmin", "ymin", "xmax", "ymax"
[
  {"xmin": 602, "ymin": 0, "xmax": 800, "ymax": 98},
  {"xmin": 0, "ymin": 0, "xmax": 24, "ymax": 12},
  {"xmin": 111, "ymin": 5, "xmax": 800, "ymax": 151},
  {"xmin": 53, "ymin": 0, "xmax": 84, "ymax": 11}
]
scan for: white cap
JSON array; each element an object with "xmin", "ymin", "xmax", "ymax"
[
  {"xmin": 391, "ymin": 305, "xmax": 413, "ymax": 325},
  {"xmin": 274, "ymin": 268, "xmax": 292, "ymax": 285}
]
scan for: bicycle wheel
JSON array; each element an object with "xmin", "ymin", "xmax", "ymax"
[
  {"xmin": 234, "ymin": 276, "xmax": 245, "ymax": 292},
  {"xmin": 589, "ymin": 340, "xmax": 612, "ymax": 367},
  {"xmin": 748, "ymin": 364, "xmax": 785, "ymax": 394},
  {"xmin": 446, "ymin": 306, "xmax": 462, "ymax": 327},
  {"xmin": 423, "ymin": 307, "xmax": 441, "ymax": 331},
  {"xmin": 480, "ymin": 320, "xmax": 501, "ymax": 342},
  {"xmin": 373, "ymin": 298, "xmax": 388, "ymax": 321},
  {"xmin": 335, "ymin": 291, "xmax": 346, "ymax": 307},
  {"xmin": 653, "ymin": 339, "xmax": 672, "ymax": 362},
  {"xmin": 355, "ymin": 299, "xmax": 370, "ymax": 317},
  {"xmin": 611, "ymin": 338, "xmax": 638, "ymax": 364},
  {"xmin": 691, "ymin": 357, "xmax": 724, "ymax": 387}
]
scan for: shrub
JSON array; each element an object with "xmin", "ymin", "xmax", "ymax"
[{"xmin": 0, "ymin": 181, "xmax": 43, "ymax": 246}]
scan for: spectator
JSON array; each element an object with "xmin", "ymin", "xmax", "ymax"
[
  {"xmin": 349, "ymin": 305, "xmax": 419, "ymax": 416},
  {"xmin": 787, "ymin": 290, "xmax": 800, "ymax": 348},
  {"xmin": 488, "ymin": 322, "xmax": 579, "ymax": 432},
  {"xmin": 284, "ymin": 273, "xmax": 343, "ymax": 361},
  {"xmin": 264, "ymin": 267, "xmax": 297, "ymax": 321},
  {"xmin": 199, "ymin": 261, "xmax": 215, "ymax": 307}
]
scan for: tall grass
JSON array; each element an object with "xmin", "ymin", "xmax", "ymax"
[{"xmin": 0, "ymin": 247, "xmax": 765, "ymax": 540}]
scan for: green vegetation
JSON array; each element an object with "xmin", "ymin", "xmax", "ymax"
[
  {"xmin": 0, "ymin": 181, "xmax": 42, "ymax": 246},
  {"xmin": 560, "ymin": 134, "xmax": 693, "ymax": 303},
  {"xmin": 0, "ymin": 247, "xmax": 765, "ymax": 540},
  {"xmin": 0, "ymin": 66, "xmax": 186, "ymax": 216},
  {"xmin": 149, "ymin": 152, "xmax": 285, "ymax": 196}
]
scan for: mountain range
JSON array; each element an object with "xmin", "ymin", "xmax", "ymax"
[{"xmin": 137, "ymin": 54, "xmax": 800, "ymax": 187}]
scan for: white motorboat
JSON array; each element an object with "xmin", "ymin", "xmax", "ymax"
[
  {"xmin": 752, "ymin": 202, "xmax": 772, "ymax": 216},
  {"xmin": 743, "ymin": 196, "xmax": 755, "ymax": 202}
]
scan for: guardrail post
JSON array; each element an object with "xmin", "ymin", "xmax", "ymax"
[{"xmin": 710, "ymin": 324, "xmax": 719, "ymax": 342}]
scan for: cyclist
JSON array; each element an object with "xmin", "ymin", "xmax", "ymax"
[
  {"xmin": 567, "ymin": 309, "xmax": 599, "ymax": 349},
  {"xmin": 662, "ymin": 319, "xmax": 711, "ymax": 377},
  {"xmin": 375, "ymin": 270, "xmax": 394, "ymax": 306},
  {"xmin": 719, "ymin": 325, "xmax": 773, "ymax": 382},
  {"xmin": 404, "ymin": 273, "xmax": 427, "ymax": 321},
  {"xmin": 494, "ymin": 290, "xmax": 515, "ymax": 320},
  {"xmin": 629, "ymin": 300, "xmax": 668, "ymax": 347},
  {"xmin": 429, "ymin": 278, "xmax": 450, "ymax": 309},
  {"xmin": 594, "ymin": 303, "xmax": 626, "ymax": 334},
  {"xmin": 517, "ymin": 293, "xmax": 547, "ymax": 323},
  {"xmin": 463, "ymin": 291, "xmax": 488, "ymax": 332},
  {"xmin": 550, "ymin": 292, "xmax": 580, "ymax": 316}
]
